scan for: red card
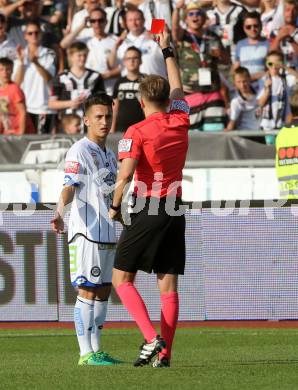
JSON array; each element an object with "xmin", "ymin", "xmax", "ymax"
[{"xmin": 150, "ymin": 19, "xmax": 165, "ymax": 34}]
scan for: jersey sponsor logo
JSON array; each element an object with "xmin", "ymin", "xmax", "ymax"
[
  {"xmin": 91, "ymin": 266, "xmax": 101, "ymax": 277},
  {"xmin": 278, "ymin": 146, "xmax": 298, "ymax": 166},
  {"xmin": 118, "ymin": 139, "xmax": 132, "ymax": 153},
  {"xmin": 65, "ymin": 161, "xmax": 80, "ymax": 173},
  {"xmin": 170, "ymin": 99, "xmax": 190, "ymax": 114}
]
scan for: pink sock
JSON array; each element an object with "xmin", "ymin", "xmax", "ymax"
[
  {"xmin": 160, "ymin": 291, "xmax": 179, "ymax": 360},
  {"xmin": 116, "ymin": 282, "xmax": 157, "ymax": 342}
]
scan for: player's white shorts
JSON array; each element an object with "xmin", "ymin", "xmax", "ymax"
[{"xmin": 69, "ymin": 234, "xmax": 116, "ymax": 288}]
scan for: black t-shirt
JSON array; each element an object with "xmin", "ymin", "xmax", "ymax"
[{"xmin": 113, "ymin": 75, "xmax": 145, "ymax": 132}]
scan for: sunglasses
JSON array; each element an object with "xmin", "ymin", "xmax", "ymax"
[
  {"xmin": 266, "ymin": 61, "xmax": 283, "ymax": 67},
  {"xmin": 188, "ymin": 10, "xmax": 205, "ymax": 17},
  {"xmin": 26, "ymin": 31, "xmax": 39, "ymax": 35},
  {"xmin": 90, "ymin": 18, "xmax": 106, "ymax": 24},
  {"xmin": 244, "ymin": 24, "xmax": 259, "ymax": 30}
]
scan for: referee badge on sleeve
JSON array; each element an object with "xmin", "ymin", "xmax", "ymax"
[
  {"xmin": 118, "ymin": 139, "xmax": 133, "ymax": 153},
  {"xmin": 170, "ymin": 100, "xmax": 190, "ymax": 114}
]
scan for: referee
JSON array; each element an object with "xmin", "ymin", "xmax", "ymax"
[{"xmin": 109, "ymin": 30, "xmax": 190, "ymax": 368}]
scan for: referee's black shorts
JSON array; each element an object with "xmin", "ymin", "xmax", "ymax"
[{"xmin": 114, "ymin": 197, "xmax": 186, "ymax": 275}]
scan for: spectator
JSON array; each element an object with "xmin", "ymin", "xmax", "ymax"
[
  {"xmin": 234, "ymin": 11, "xmax": 270, "ymax": 87},
  {"xmin": 13, "ymin": 20, "xmax": 56, "ymax": 133},
  {"xmin": 6, "ymin": 0, "xmax": 58, "ymax": 47},
  {"xmin": 48, "ymin": 41, "xmax": 105, "ymax": 122},
  {"xmin": 110, "ymin": 8, "xmax": 167, "ymax": 78},
  {"xmin": 260, "ymin": 0, "xmax": 279, "ymax": 40},
  {"xmin": 60, "ymin": 113, "xmax": 81, "ymax": 134},
  {"xmin": 39, "ymin": 0, "xmax": 68, "ymax": 41},
  {"xmin": 225, "ymin": 67, "xmax": 262, "ymax": 140},
  {"xmin": 107, "ymin": 0, "xmax": 126, "ymax": 36},
  {"xmin": 257, "ymin": 50, "xmax": 298, "ymax": 140},
  {"xmin": 206, "ymin": 0, "xmax": 246, "ymax": 57},
  {"xmin": 270, "ymin": 0, "xmax": 298, "ymax": 69},
  {"xmin": 70, "ymin": 0, "xmax": 103, "ymax": 41},
  {"xmin": 61, "ymin": 7, "xmax": 119, "ymax": 95},
  {"xmin": 0, "ymin": 13, "xmax": 17, "ymax": 61},
  {"xmin": 0, "ymin": 56, "xmax": 34, "ymax": 135},
  {"xmin": 172, "ymin": 1, "xmax": 229, "ymax": 130},
  {"xmin": 111, "ymin": 46, "xmax": 145, "ymax": 133}
]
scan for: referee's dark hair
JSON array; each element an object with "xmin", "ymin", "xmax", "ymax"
[
  {"xmin": 139, "ymin": 75, "xmax": 170, "ymax": 107},
  {"xmin": 84, "ymin": 93, "xmax": 113, "ymax": 114}
]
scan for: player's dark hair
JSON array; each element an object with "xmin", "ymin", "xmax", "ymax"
[
  {"xmin": 84, "ymin": 92, "xmax": 113, "ymax": 114},
  {"xmin": 90, "ymin": 6, "xmax": 107, "ymax": 20},
  {"xmin": 125, "ymin": 46, "xmax": 142, "ymax": 58},
  {"xmin": 234, "ymin": 66, "xmax": 250, "ymax": 79},
  {"xmin": 0, "ymin": 57, "xmax": 13, "ymax": 68},
  {"xmin": 139, "ymin": 75, "xmax": 170, "ymax": 106}
]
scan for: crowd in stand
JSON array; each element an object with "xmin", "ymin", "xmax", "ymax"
[{"xmin": 0, "ymin": 0, "xmax": 297, "ymax": 139}]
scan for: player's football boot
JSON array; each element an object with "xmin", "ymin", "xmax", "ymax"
[
  {"xmin": 134, "ymin": 335, "xmax": 166, "ymax": 367},
  {"xmin": 78, "ymin": 352, "xmax": 101, "ymax": 366},
  {"xmin": 152, "ymin": 357, "xmax": 170, "ymax": 368},
  {"xmin": 94, "ymin": 351, "xmax": 122, "ymax": 365}
]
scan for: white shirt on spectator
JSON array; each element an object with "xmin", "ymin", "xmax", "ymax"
[
  {"xmin": 230, "ymin": 92, "xmax": 260, "ymax": 130},
  {"xmin": 0, "ymin": 36, "xmax": 17, "ymax": 60},
  {"xmin": 117, "ymin": 31, "xmax": 167, "ymax": 78},
  {"xmin": 71, "ymin": 8, "xmax": 94, "ymax": 40},
  {"xmin": 139, "ymin": 0, "xmax": 172, "ymax": 30},
  {"xmin": 13, "ymin": 46, "xmax": 56, "ymax": 114},
  {"xmin": 85, "ymin": 34, "xmax": 118, "ymax": 96}
]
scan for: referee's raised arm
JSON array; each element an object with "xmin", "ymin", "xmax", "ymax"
[{"xmin": 158, "ymin": 30, "xmax": 184, "ymax": 100}]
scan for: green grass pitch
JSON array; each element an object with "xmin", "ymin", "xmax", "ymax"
[{"xmin": 1, "ymin": 327, "xmax": 298, "ymax": 390}]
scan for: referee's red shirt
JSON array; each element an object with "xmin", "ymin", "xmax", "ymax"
[{"xmin": 118, "ymin": 99, "xmax": 190, "ymax": 198}]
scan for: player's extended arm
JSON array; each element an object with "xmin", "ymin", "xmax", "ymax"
[
  {"xmin": 109, "ymin": 157, "xmax": 138, "ymax": 220},
  {"xmin": 51, "ymin": 185, "xmax": 76, "ymax": 233},
  {"xmin": 158, "ymin": 30, "xmax": 184, "ymax": 100}
]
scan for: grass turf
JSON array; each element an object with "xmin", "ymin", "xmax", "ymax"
[{"xmin": 1, "ymin": 327, "xmax": 298, "ymax": 390}]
